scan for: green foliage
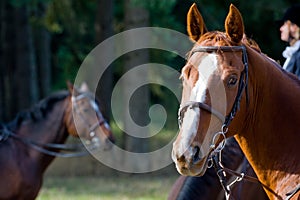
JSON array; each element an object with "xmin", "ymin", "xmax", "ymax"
[
  {"xmin": 11, "ymin": 0, "xmax": 297, "ymax": 127},
  {"xmin": 7, "ymin": 0, "xmax": 298, "ymax": 89},
  {"xmin": 43, "ymin": 0, "xmax": 97, "ymax": 90},
  {"xmin": 131, "ymin": 0, "xmax": 180, "ymax": 29},
  {"xmin": 9, "ymin": 0, "xmax": 51, "ymax": 7}
]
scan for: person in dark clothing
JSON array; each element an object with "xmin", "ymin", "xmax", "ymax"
[{"xmin": 278, "ymin": 4, "xmax": 300, "ymax": 78}]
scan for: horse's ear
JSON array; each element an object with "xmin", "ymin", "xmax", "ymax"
[
  {"xmin": 187, "ymin": 3, "xmax": 207, "ymax": 42},
  {"xmin": 225, "ymin": 4, "xmax": 244, "ymax": 44},
  {"xmin": 66, "ymin": 80, "xmax": 74, "ymax": 93},
  {"xmin": 79, "ymin": 82, "xmax": 90, "ymax": 92},
  {"xmin": 66, "ymin": 80, "xmax": 79, "ymax": 95}
]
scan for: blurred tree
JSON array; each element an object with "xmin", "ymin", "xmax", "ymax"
[
  {"xmin": 122, "ymin": 0, "xmax": 150, "ymax": 155},
  {"xmin": 0, "ymin": 0, "xmax": 5, "ymax": 121},
  {"xmin": 95, "ymin": 0, "xmax": 114, "ymax": 120},
  {"xmin": 45, "ymin": 0, "xmax": 97, "ymax": 90},
  {"xmin": 0, "ymin": 0, "xmax": 40, "ymax": 121},
  {"xmin": 32, "ymin": 1, "xmax": 52, "ymax": 98}
]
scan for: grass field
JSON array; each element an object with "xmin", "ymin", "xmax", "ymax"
[
  {"xmin": 36, "ymin": 174, "xmax": 178, "ymax": 200},
  {"xmin": 37, "ymin": 125, "xmax": 179, "ymax": 200}
]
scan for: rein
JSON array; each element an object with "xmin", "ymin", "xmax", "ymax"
[{"xmin": 0, "ymin": 126, "xmax": 95, "ymax": 157}]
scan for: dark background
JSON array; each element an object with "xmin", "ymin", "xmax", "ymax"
[{"xmin": 0, "ymin": 0, "xmax": 297, "ymax": 153}]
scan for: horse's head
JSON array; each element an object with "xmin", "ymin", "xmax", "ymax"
[
  {"xmin": 172, "ymin": 4, "xmax": 248, "ymax": 176},
  {"xmin": 65, "ymin": 81, "xmax": 115, "ymax": 150}
]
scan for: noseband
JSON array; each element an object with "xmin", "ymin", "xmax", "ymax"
[{"xmin": 178, "ymin": 45, "xmax": 248, "ymax": 132}]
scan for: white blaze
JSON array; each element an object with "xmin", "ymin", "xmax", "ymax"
[{"xmin": 181, "ymin": 53, "xmax": 218, "ymax": 149}]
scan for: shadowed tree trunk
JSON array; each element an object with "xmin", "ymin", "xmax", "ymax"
[
  {"xmin": 122, "ymin": 0, "xmax": 150, "ymax": 168},
  {"xmin": 14, "ymin": 4, "xmax": 39, "ymax": 112},
  {"xmin": 0, "ymin": 1, "xmax": 15, "ymax": 122},
  {"xmin": 0, "ymin": 0, "xmax": 5, "ymax": 121},
  {"xmin": 0, "ymin": 1, "xmax": 41, "ymax": 121},
  {"xmin": 94, "ymin": 0, "xmax": 114, "ymax": 120},
  {"xmin": 33, "ymin": 2, "xmax": 51, "ymax": 98}
]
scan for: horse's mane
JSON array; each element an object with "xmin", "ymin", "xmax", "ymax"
[
  {"xmin": 263, "ymin": 53, "xmax": 300, "ymax": 82},
  {"xmin": 7, "ymin": 91, "xmax": 70, "ymax": 130}
]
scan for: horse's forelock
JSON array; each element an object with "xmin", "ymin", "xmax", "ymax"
[
  {"xmin": 197, "ymin": 31, "xmax": 234, "ymax": 46},
  {"xmin": 196, "ymin": 31, "xmax": 261, "ymax": 52}
]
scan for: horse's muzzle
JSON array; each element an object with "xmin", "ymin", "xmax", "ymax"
[{"xmin": 172, "ymin": 143, "xmax": 209, "ymax": 176}]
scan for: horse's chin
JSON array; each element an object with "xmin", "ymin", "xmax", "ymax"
[{"xmin": 175, "ymin": 155, "xmax": 210, "ymax": 177}]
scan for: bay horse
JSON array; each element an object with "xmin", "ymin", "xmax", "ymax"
[
  {"xmin": 172, "ymin": 3, "xmax": 300, "ymax": 200},
  {"xmin": 168, "ymin": 138, "xmax": 268, "ymax": 200},
  {"xmin": 0, "ymin": 82, "xmax": 114, "ymax": 200}
]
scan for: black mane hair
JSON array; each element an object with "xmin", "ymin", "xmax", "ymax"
[{"xmin": 7, "ymin": 91, "xmax": 70, "ymax": 130}]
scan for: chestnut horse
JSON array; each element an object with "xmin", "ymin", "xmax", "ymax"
[
  {"xmin": 168, "ymin": 138, "xmax": 268, "ymax": 200},
  {"xmin": 172, "ymin": 3, "xmax": 300, "ymax": 200},
  {"xmin": 0, "ymin": 82, "xmax": 115, "ymax": 200}
]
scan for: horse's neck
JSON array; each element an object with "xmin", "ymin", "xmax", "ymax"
[
  {"xmin": 17, "ymin": 99, "xmax": 69, "ymax": 172},
  {"xmin": 232, "ymin": 47, "xmax": 300, "ymax": 198}
]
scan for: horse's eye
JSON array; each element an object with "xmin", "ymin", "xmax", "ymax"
[{"xmin": 227, "ymin": 75, "xmax": 238, "ymax": 87}]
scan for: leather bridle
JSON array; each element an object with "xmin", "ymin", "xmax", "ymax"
[{"xmin": 72, "ymin": 93, "xmax": 110, "ymax": 140}]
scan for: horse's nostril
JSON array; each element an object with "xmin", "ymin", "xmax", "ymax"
[
  {"xmin": 177, "ymin": 154, "xmax": 186, "ymax": 163},
  {"xmin": 193, "ymin": 146, "xmax": 201, "ymax": 163}
]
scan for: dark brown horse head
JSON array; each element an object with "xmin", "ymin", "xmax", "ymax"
[
  {"xmin": 172, "ymin": 4, "xmax": 247, "ymax": 176},
  {"xmin": 65, "ymin": 81, "xmax": 115, "ymax": 150}
]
